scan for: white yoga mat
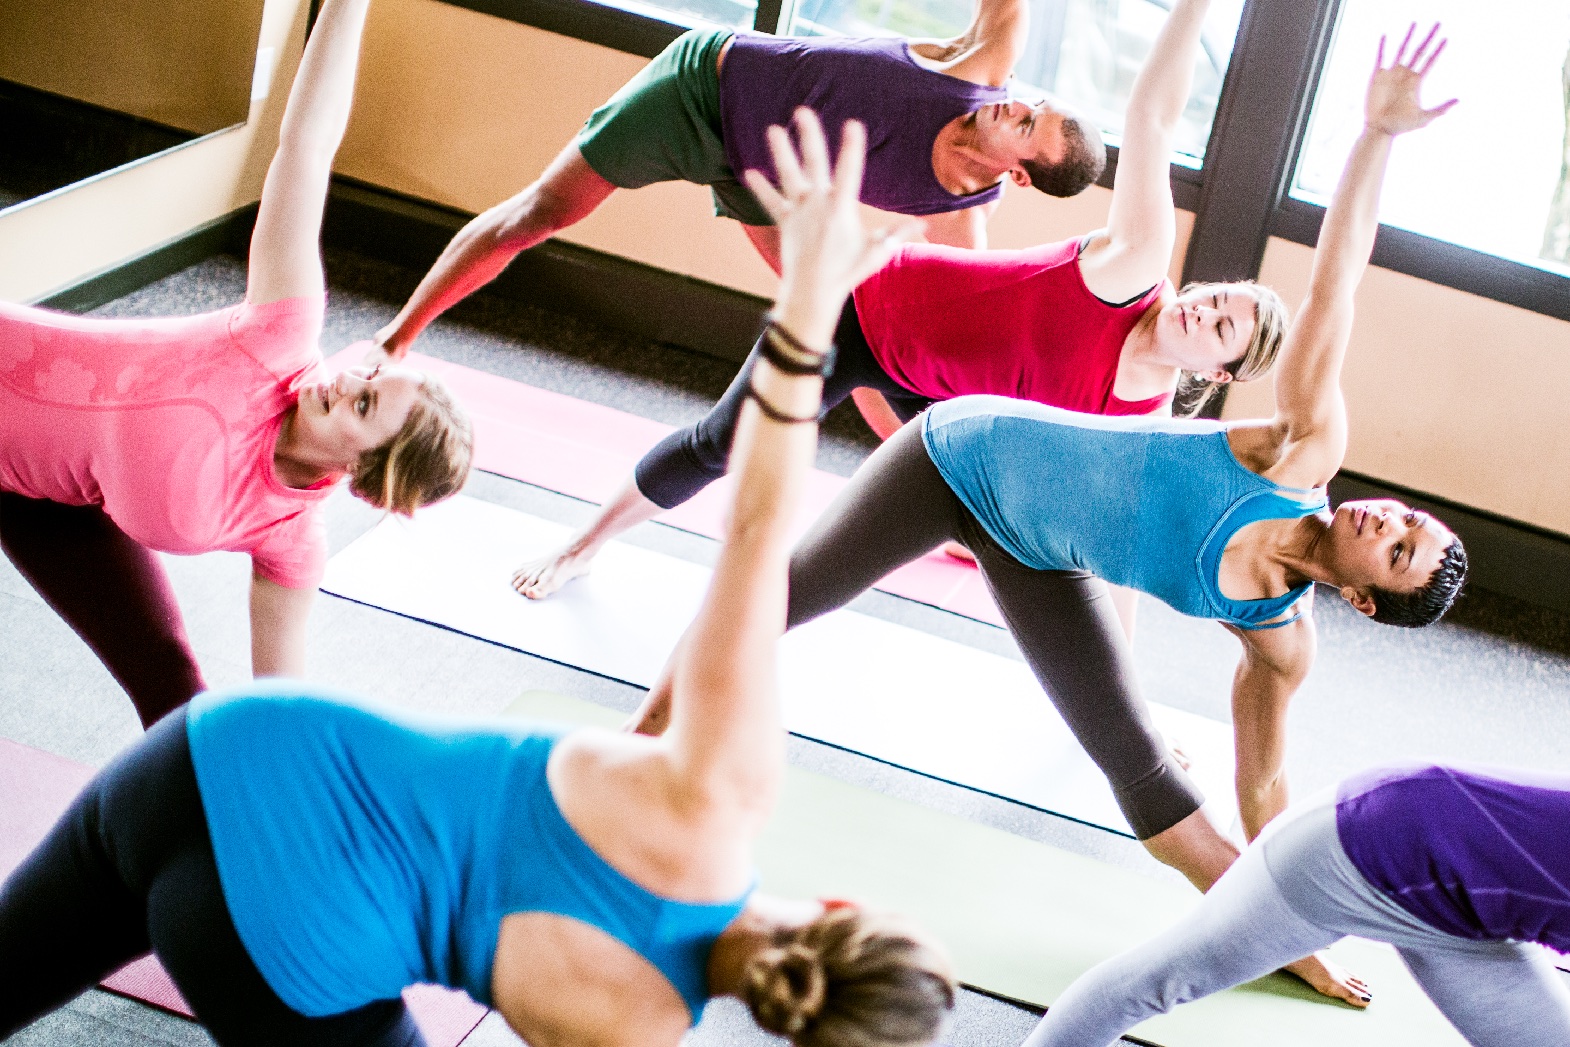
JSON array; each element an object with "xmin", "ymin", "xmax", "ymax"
[{"xmin": 322, "ymin": 496, "xmax": 1237, "ymax": 838}]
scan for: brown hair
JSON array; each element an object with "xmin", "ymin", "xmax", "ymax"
[
  {"xmin": 349, "ymin": 373, "xmax": 473, "ymax": 516},
  {"xmin": 742, "ymin": 907, "xmax": 956, "ymax": 1047},
  {"xmin": 1020, "ymin": 111, "xmax": 1106, "ymax": 198},
  {"xmin": 1175, "ymin": 280, "xmax": 1290, "ymax": 417}
]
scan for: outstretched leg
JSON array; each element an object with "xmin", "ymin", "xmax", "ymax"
[
  {"xmin": 0, "ymin": 493, "xmax": 204, "ymax": 728},
  {"xmin": 246, "ymin": 0, "xmax": 376, "ymax": 306}
]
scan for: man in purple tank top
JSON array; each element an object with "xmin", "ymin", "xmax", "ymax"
[{"xmin": 364, "ymin": 0, "xmax": 1106, "ymax": 364}]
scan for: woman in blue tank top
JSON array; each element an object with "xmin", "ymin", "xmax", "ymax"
[
  {"xmin": 0, "ymin": 115, "xmax": 954, "ymax": 1047},
  {"xmin": 625, "ymin": 29, "xmax": 1471, "ymax": 1009}
]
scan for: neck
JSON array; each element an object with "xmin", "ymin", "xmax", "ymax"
[
  {"xmin": 707, "ymin": 896, "xmax": 820, "ymax": 998},
  {"xmin": 1115, "ymin": 301, "xmax": 1180, "ymax": 394},
  {"xmin": 1270, "ymin": 512, "xmax": 1336, "ymax": 588},
  {"xmin": 273, "ymin": 406, "xmax": 343, "ymax": 490},
  {"xmin": 932, "ymin": 115, "xmax": 1005, "ymax": 195}
]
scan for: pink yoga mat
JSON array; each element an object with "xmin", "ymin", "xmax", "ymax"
[
  {"xmin": 329, "ymin": 347, "xmax": 1005, "ymax": 628},
  {"xmin": 0, "ymin": 738, "xmax": 489, "ymax": 1045}
]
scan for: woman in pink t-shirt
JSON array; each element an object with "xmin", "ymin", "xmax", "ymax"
[
  {"xmin": 509, "ymin": 0, "xmax": 1285, "ymax": 606},
  {"xmin": 0, "ymin": 0, "xmax": 472, "ymax": 728}
]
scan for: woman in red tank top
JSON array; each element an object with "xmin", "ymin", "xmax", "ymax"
[{"xmin": 508, "ymin": 0, "xmax": 1283, "ymax": 605}]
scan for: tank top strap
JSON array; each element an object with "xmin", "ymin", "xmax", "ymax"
[{"xmin": 1197, "ymin": 481, "xmax": 1328, "ymax": 629}]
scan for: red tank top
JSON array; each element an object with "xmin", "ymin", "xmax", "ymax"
[{"xmin": 852, "ymin": 238, "xmax": 1170, "ymax": 415}]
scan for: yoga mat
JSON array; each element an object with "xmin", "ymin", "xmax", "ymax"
[
  {"xmin": 321, "ymin": 496, "xmax": 1238, "ymax": 839},
  {"xmin": 503, "ymin": 690, "xmax": 1467, "ymax": 1047},
  {"xmin": 327, "ymin": 348, "xmax": 1003, "ymax": 627},
  {"xmin": 0, "ymin": 738, "xmax": 489, "ymax": 1045}
]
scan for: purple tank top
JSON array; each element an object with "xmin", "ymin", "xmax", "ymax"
[
  {"xmin": 1336, "ymin": 763, "xmax": 1570, "ymax": 952},
  {"xmin": 719, "ymin": 33, "xmax": 1007, "ymax": 217}
]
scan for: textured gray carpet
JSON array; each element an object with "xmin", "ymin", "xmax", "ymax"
[{"xmin": 4, "ymin": 246, "xmax": 1568, "ymax": 1046}]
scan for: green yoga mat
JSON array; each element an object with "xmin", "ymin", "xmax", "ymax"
[{"xmin": 505, "ymin": 691, "xmax": 1463, "ymax": 1047}]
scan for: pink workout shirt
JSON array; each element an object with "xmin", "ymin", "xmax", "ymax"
[
  {"xmin": 0, "ymin": 295, "xmax": 333, "ymax": 590},
  {"xmin": 853, "ymin": 237, "xmax": 1170, "ymax": 415}
]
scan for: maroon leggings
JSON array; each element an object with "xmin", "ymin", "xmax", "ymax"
[{"xmin": 1, "ymin": 493, "xmax": 205, "ymax": 728}]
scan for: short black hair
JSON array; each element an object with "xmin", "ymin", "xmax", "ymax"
[
  {"xmin": 1019, "ymin": 112, "xmax": 1106, "ymax": 198},
  {"xmin": 1370, "ymin": 537, "xmax": 1468, "ymax": 628}
]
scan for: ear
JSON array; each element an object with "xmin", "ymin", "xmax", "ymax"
[
  {"xmin": 1195, "ymin": 368, "xmax": 1233, "ymax": 385},
  {"xmin": 1008, "ymin": 166, "xmax": 1031, "ymax": 188},
  {"xmin": 1339, "ymin": 585, "xmax": 1377, "ymax": 618}
]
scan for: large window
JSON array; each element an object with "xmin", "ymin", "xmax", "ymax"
[
  {"xmin": 1290, "ymin": 0, "xmax": 1570, "ymax": 277},
  {"xmin": 596, "ymin": 0, "xmax": 756, "ymax": 32},
  {"xmin": 788, "ymin": 0, "xmax": 1245, "ymax": 166}
]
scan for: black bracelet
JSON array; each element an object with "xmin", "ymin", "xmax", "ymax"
[
  {"xmin": 745, "ymin": 384, "xmax": 819, "ymax": 424},
  {"xmin": 759, "ymin": 318, "xmax": 833, "ymax": 376}
]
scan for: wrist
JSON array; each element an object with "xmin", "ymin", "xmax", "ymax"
[{"xmin": 771, "ymin": 285, "xmax": 842, "ymax": 351}]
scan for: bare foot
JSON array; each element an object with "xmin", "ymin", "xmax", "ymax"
[
  {"xmin": 1285, "ymin": 952, "xmax": 1372, "ymax": 1008},
  {"xmin": 941, "ymin": 541, "xmax": 976, "ymax": 563},
  {"xmin": 511, "ymin": 545, "xmax": 594, "ymax": 600},
  {"xmin": 623, "ymin": 691, "xmax": 672, "ymax": 736}
]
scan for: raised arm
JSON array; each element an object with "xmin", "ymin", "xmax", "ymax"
[
  {"xmin": 927, "ymin": 0, "xmax": 1030, "ymax": 87},
  {"xmin": 1084, "ymin": 0, "xmax": 1213, "ymax": 297},
  {"xmin": 247, "ymin": 0, "xmax": 373, "ymax": 306},
  {"xmin": 664, "ymin": 112, "xmax": 917, "ymax": 805},
  {"xmin": 1266, "ymin": 27, "xmax": 1455, "ymax": 482}
]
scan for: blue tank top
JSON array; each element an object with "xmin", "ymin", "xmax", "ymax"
[
  {"xmin": 719, "ymin": 33, "xmax": 1007, "ymax": 217},
  {"xmin": 186, "ymin": 683, "xmax": 752, "ymax": 1020},
  {"xmin": 923, "ymin": 396, "xmax": 1328, "ymax": 628}
]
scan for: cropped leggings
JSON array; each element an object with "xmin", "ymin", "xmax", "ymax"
[
  {"xmin": 634, "ymin": 298, "xmax": 933, "ymax": 509},
  {"xmin": 785, "ymin": 421, "xmax": 1204, "ymax": 840},
  {"xmin": 1022, "ymin": 795, "xmax": 1570, "ymax": 1047},
  {"xmin": 0, "ymin": 709, "xmax": 427, "ymax": 1046},
  {"xmin": 1, "ymin": 493, "xmax": 204, "ymax": 727}
]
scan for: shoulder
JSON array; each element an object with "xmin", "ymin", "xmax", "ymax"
[
  {"xmin": 249, "ymin": 504, "xmax": 328, "ymax": 590},
  {"xmin": 231, "ymin": 295, "xmax": 327, "ymax": 379}
]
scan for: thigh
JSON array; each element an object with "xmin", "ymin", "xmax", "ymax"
[
  {"xmin": 787, "ymin": 421, "xmax": 966, "ymax": 628},
  {"xmin": 0, "ymin": 712, "xmax": 195, "ymax": 1035},
  {"xmin": 1023, "ymin": 844, "xmax": 1339, "ymax": 1047},
  {"xmin": 1398, "ymin": 941, "xmax": 1570, "ymax": 1047},
  {"xmin": 964, "ymin": 543, "xmax": 1203, "ymax": 839},
  {"xmin": 149, "ymin": 837, "xmax": 427, "ymax": 1047},
  {"xmin": 0, "ymin": 493, "xmax": 203, "ymax": 727}
]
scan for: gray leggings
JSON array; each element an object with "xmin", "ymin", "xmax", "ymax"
[
  {"xmin": 1023, "ymin": 795, "xmax": 1570, "ymax": 1047},
  {"xmin": 785, "ymin": 421, "xmax": 1203, "ymax": 839}
]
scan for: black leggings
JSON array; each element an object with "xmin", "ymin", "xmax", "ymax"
[
  {"xmin": 785, "ymin": 422, "xmax": 1204, "ymax": 840},
  {"xmin": 0, "ymin": 493, "xmax": 205, "ymax": 728},
  {"xmin": 0, "ymin": 710, "xmax": 427, "ymax": 1046},
  {"xmin": 634, "ymin": 298, "xmax": 933, "ymax": 509}
]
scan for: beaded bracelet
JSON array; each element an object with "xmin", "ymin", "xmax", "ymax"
[
  {"xmin": 744, "ymin": 386, "xmax": 819, "ymax": 424},
  {"xmin": 759, "ymin": 317, "xmax": 833, "ymax": 376}
]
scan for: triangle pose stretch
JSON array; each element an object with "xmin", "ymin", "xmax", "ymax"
[
  {"xmin": 499, "ymin": 0, "xmax": 1289, "ymax": 607},
  {"xmin": 633, "ymin": 26, "xmax": 1469, "ymax": 1008},
  {"xmin": 1026, "ymin": 762, "xmax": 1570, "ymax": 1047},
  {"xmin": 0, "ymin": 109, "xmax": 959, "ymax": 1047},
  {"xmin": 0, "ymin": 0, "xmax": 472, "ymax": 728}
]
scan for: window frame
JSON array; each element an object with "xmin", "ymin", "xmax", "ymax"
[{"xmin": 421, "ymin": 0, "xmax": 1569, "ymax": 323}]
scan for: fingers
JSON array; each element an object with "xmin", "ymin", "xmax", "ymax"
[
  {"xmin": 744, "ymin": 167, "xmax": 789, "ymax": 223},
  {"xmin": 768, "ymin": 123, "xmax": 809, "ymax": 199},
  {"xmin": 1392, "ymin": 22, "xmax": 1415, "ymax": 66},
  {"xmin": 1408, "ymin": 22, "xmax": 1441, "ymax": 69},
  {"xmin": 1424, "ymin": 97, "xmax": 1459, "ymax": 121},
  {"xmin": 833, "ymin": 119, "xmax": 868, "ymax": 204},
  {"xmin": 792, "ymin": 108, "xmax": 832, "ymax": 188},
  {"xmin": 848, "ymin": 218, "xmax": 922, "ymax": 287},
  {"xmin": 1375, "ymin": 34, "xmax": 1385, "ymax": 70},
  {"xmin": 1416, "ymin": 35, "xmax": 1447, "ymax": 77}
]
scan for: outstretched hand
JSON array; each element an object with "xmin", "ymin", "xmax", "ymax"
[
  {"xmin": 1365, "ymin": 23, "xmax": 1457, "ymax": 137},
  {"xmin": 745, "ymin": 109, "xmax": 921, "ymax": 331}
]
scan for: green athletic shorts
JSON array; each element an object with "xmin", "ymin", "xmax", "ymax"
[{"xmin": 574, "ymin": 28, "xmax": 772, "ymax": 227}]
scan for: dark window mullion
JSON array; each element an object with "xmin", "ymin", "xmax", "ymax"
[{"xmin": 1180, "ymin": 0, "xmax": 1342, "ymax": 286}]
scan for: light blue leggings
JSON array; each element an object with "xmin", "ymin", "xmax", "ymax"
[{"xmin": 1023, "ymin": 796, "xmax": 1570, "ymax": 1047}]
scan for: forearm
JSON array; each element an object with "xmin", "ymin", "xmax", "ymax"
[
  {"xmin": 1309, "ymin": 129, "xmax": 1393, "ymax": 303},
  {"xmin": 378, "ymin": 209, "xmax": 523, "ymax": 351},
  {"xmin": 1125, "ymin": 0, "xmax": 1213, "ymax": 128},
  {"xmin": 276, "ymin": 0, "xmax": 372, "ymax": 164},
  {"xmin": 249, "ymin": 575, "xmax": 312, "ymax": 678}
]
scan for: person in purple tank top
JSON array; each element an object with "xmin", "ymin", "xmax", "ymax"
[
  {"xmin": 1022, "ymin": 762, "xmax": 1570, "ymax": 1047},
  {"xmin": 361, "ymin": 0, "xmax": 1106, "ymax": 364}
]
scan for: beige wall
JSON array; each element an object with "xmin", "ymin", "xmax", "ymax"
[
  {"xmin": 0, "ymin": 0, "xmax": 306, "ymax": 303},
  {"xmin": 0, "ymin": 0, "xmax": 266, "ymax": 134},
  {"xmin": 1224, "ymin": 237, "xmax": 1570, "ymax": 533}
]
